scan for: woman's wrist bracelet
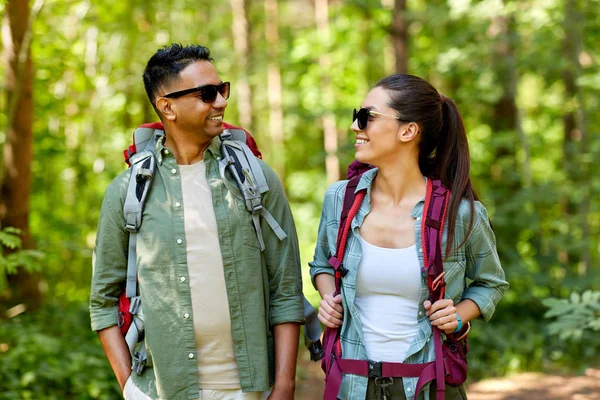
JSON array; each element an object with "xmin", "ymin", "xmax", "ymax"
[{"xmin": 453, "ymin": 313, "xmax": 463, "ymax": 333}]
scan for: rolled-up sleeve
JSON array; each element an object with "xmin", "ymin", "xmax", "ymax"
[
  {"xmin": 261, "ymin": 166, "xmax": 305, "ymax": 326},
  {"xmin": 89, "ymin": 178, "xmax": 129, "ymax": 332},
  {"xmin": 309, "ymin": 183, "xmax": 342, "ymax": 288},
  {"xmin": 462, "ymin": 203, "xmax": 508, "ymax": 321}
]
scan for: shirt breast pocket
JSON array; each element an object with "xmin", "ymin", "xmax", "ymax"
[{"xmin": 235, "ymin": 200, "xmax": 262, "ymax": 249}]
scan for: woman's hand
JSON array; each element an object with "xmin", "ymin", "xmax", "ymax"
[
  {"xmin": 424, "ymin": 299, "xmax": 459, "ymax": 334},
  {"xmin": 318, "ymin": 293, "xmax": 344, "ymax": 328}
]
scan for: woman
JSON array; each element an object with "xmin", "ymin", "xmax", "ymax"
[{"xmin": 310, "ymin": 74, "xmax": 508, "ymax": 400}]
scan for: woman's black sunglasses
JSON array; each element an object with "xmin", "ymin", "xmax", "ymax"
[
  {"xmin": 353, "ymin": 107, "xmax": 404, "ymax": 130},
  {"xmin": 163, "ymin": 82, "xmax": 230, "ymax": 103}
]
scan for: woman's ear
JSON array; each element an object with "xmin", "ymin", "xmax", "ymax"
[
  {"xmin": 156, "ymin": 97, "xmax": 177, "ymax": 121},
  {"xmin": 399, "ymin": 122, "xmax": 420, "ymax": 142}
]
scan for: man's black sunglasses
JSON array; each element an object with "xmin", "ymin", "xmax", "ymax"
[
  {"xmin": 163, "ymin": 82, "xmax": 230, "ymax": 103},
  {"xmin": 353, "ymin": 107, "xmax": 404, "ymax": 130}
]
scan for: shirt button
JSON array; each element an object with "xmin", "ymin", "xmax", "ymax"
[
  {"xmin": 171, "ymin": 168, "xmax": 177, "ymax": 174},
  {"xmin": 180, "ymin": 276, "xmax": 186, "ymax": 282},
  {"xmin": 406, "ymin": 387, "xmax": 412, "ymax": 392},
  {"xmin": 419, "ymin": 248, "xmax": 423, "ymax": 253},
  {"xmin": 418, "ymin": 311, "xmax": 423, "ymax": 316},
  {"xmin": 184, "ymin": 313, "xmax": 190, "ymax": 319},
  {"xmin": 416, "ymin": 217, "xmax": 421, "ymax": 221},
  {"xmin": 175, "ymin": 202, "xmax": 181, "ymax": 208},
  {"xmin": 177, "ymin": 239, "xmax": 183, "ymax": 244},
  {"xmin": 188, "ymin": 353, "xmax": 194, "ymax": 359},
  {"xmin": 164, "ymin": 149, "xmax": 170, "ymax": 155}
]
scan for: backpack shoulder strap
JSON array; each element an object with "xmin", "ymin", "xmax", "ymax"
[
  {"xmin": 336, "ymin": 175, "xmax": 362, "ymax": 250},
  {"xmin": 420, "ymin": 178, "xmax": 453, "ymax": 397},
  {"xmin": 321, "ymin": 181, "xmax": 366, "ymax": 373},
  {"xmin": 331, "ymin": 182, "xmax": 365, "ymax": 293},
  {"xmin": 421, "ymin": 178, "xmax": 450, "ymax": 302},
  {"xmin": 122, "ymin": 128, "xmax": 162, "ymax": 298},
  {"xmin": 218, "ymin": 129, "xmax": 286, "ymax": 251}
]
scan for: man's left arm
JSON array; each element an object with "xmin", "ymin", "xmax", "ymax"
[{"xmin": 261, "ymin": 165, "xmax": 304, "ymax": 398}]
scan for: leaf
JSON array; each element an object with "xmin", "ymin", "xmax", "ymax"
[
  {"xmin": 0, "ymin": 231, "xmax": 22, "ymax": 250},
  {"xmin": 570, "ymin": 292, "xmax": 581, "ymax": 304},
  {"xmin": 544, "ymin": 303, "xmax": 575, "ymax": 318}
]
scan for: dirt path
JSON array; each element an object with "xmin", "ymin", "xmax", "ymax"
[{"xmin": 295, "ymin": 353, "xmax": 600, "ymax": 400}]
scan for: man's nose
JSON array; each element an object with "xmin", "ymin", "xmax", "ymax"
[{"xmin": 214, "ymin": 92, "xmax": 228, "ymax": 109}]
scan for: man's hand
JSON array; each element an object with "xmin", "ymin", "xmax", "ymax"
[
  {"xmin": 424, "ymin": 299, "xmax": 458, "ymax": 334},
  {"xmin": 318, "ymin": 293, "xmax": 343, "ymax": 328}
]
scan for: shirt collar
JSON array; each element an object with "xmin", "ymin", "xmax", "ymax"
[{"xmin": 155, "ymin": 131, "xmax": 222, "ymax": 165}]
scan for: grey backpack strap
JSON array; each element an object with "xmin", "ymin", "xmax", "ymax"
[
  {"xmin": 122, "ymin": 129, "xmax": 160, "ymax": 298},
  {"xmin": 123, "ymin": 151, "xmax": 155, "ymax": 298},
  {"xmin": 221, "ymin": 129, "xmax": 269, "ymax": 193},
  {"xmin": 121, "ymin": 128, "xmax": 162, "ymax": 375},
  {"xmin": 218, "ymin": 131, "xmax": 287, "ymax": 250}
]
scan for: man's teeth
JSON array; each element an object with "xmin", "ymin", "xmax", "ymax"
[
  {"xmin": 208, "ymin": 116, "xmax": 223, "ymax": 120},
  {"xmin": 356, "ymin": 139, "xmax": 369, "ymax": 144}
]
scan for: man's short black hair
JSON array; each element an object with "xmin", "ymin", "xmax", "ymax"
[{"xmin": 143, "ymin": 43, "xmax": 213, "ymax": 106}]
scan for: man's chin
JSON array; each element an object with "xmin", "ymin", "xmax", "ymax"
[{"xmin": 205, "ymin": 123, "xmax": 224, "ymax": 138}]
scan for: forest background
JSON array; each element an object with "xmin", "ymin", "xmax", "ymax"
[{"xmin": 1, "ymin": 0, "xmax": 599, "ymax": 398}]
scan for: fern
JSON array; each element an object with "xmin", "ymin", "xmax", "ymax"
[
  {"xmin": 0, "ymin": 226, "xmax": 44, "ymax": 292},
  {"xmin": 542, "ymin": 290, "xmax": 600, "ymax": 341}
]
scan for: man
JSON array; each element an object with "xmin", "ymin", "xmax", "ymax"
[{"xmin": 90, "ymin": 43, "xmax": 304, "ymax": 400}]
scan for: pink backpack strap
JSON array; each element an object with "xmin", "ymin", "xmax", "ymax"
[{"xmin": 421, "ymin": 178, "xmax": 451, "ymax": 399}]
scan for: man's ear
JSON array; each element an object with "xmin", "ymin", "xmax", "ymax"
[
  {"xmin": 399, "ymin": 122, "xmax": 419, "ymax": 142},
  {"xmin": 156, "ymin": 97, "xmax": 176, "ymax": 121}
]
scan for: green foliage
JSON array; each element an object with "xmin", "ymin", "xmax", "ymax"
[
  {"xmin": 0, "ymin": 227, "xmax": 44, "ymax": 293},
  {"xmin": 0, "ymin": 303, "xmax": 120, "ymax": 400},
  {"xmin": 1, "ymin": 0, "xmax": 600, "ymax": 395},
  {"xmin": 543, "ymin": 290, "xmax": 600, "ymax": 340},
  {"xmin": 468, "ymin": 299, "xmax": 600, "ymax": 380}
]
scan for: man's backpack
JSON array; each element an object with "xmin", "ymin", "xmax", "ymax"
[
  {"xmin": 321, "ymin": 161, "xmax": 469, "ymax": 400},
  {"xmin": 118, "ymin": 121, "xmax": 324, "ymax": 375}
]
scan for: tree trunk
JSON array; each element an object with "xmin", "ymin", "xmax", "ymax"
[
  {"xmin": 315, "ymin": 0, "xmax": 339, "ymax": 183},
  {"xmin": 231, "ymin": 0, "xmax": 254, "ymax": 132},
  {"xmin": 392, "ymin": 0, "xmax": 408, "ymax": 74},
  {"xmin": 1, "ymin": 0, "xmax": 43, "ymax": 310},
  {"xmin": 264, "ymin": 0, "xmax": 285, "ymax": 180},
  {"xmin": 488, "ymin": 10, "xmax": 526, "ymax": 268},
  {"xmin": 562, "ymin": 0, "xmax": 590, "ymax": 275}
]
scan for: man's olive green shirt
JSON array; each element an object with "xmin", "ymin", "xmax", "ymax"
[{"xmin": 90, "ymin": 136, "xmax": 304, "ymax": 400}]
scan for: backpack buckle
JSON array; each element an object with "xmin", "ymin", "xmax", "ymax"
[
  {"xmin": 132, "ymin": 351, "xmax": 147, "ymax": 375},
  {"xmin": 129, "ymin": 296, "xmax": 141, "ymax": 315},
  {"xmin": 308, "ymin": 340, "xmax": 324, "ymax": 362},
  {"xmin": 338, "ymin": 265, "xmax": 349, "ymax": 277},
  {"xmin": 251, "ymin": 204, "xmax": 263, "ymax": 215},
  {"xmin": 368, "ymin": 360, "xmax": 383, "ymax": 379}
]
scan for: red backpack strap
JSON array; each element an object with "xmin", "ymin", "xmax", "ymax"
[
  {"xmin": 330, "ymin": 184, "xmax": 365, "ymax": 294},
  {"xmin": 421, "ymin": 178, "xmax": 451, "ymax": 399},
  {"xmin": 421, "ymin": 178, "xmax": 450, "ymax": 301},
  {"xmin": 321, "ymin": 181, "xmax": 366, "ymax": 377},
  {"xmin": 333, "ymin": 175, "xmax": 362, "ymax": 274}
]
